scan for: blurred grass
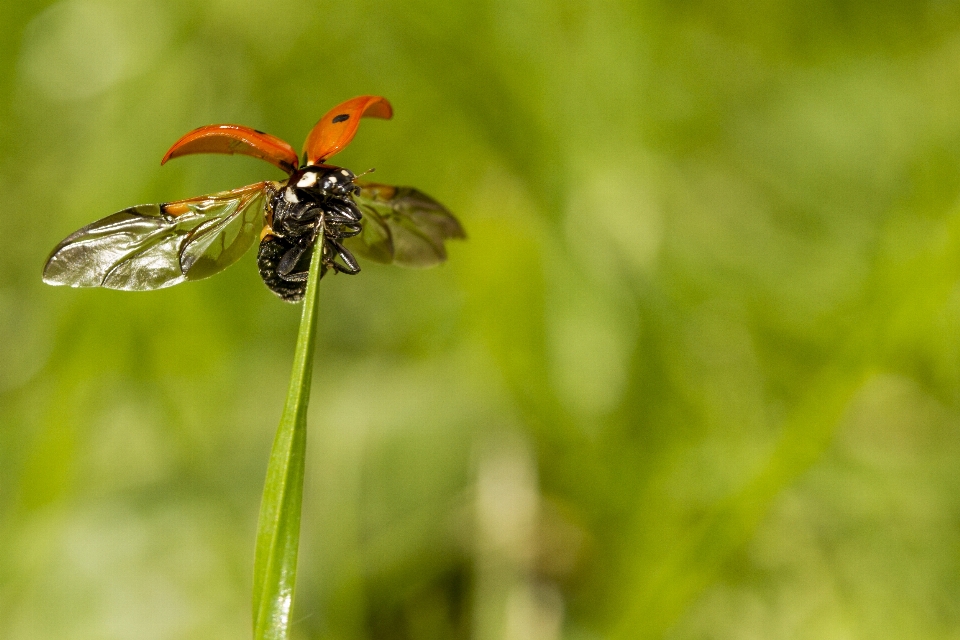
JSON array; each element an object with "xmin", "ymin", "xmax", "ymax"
[{"xmin": 4, "ymin": 0, "xmax": 960, "ymax": 639}]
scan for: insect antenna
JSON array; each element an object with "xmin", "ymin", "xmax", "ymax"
[{"xmin": 354, "ymin": 167, "xmax": 376, "ymax": 179}]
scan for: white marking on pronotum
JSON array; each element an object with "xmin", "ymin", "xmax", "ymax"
[
  {"xmin": 284, "ymin": 187, "xmax": 299, "ymax": 203},
  {"xmin": 341, "ymin": 169, "xmax": 350, "ymax": 176},
  {"xmin": 296, "ymin": 172, "xmax": 318, "ymax": 188}
]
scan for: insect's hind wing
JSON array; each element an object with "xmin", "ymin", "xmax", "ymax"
[
  {"xmin": 350, "ymin": 182, "xmax": 464, "ymax": 268},
  {"xmin": 43, "ymin": 205, "xmax": 193, "ymax": 290},
  {"xmin": 342, "ymin": 201, "xmax": 394, "ymax": 265},
  {"xmin": 42, "ymin": 182, "xmax": 274, "ymax": 291},
  {"xmin": 178, "ymin": 182, "xmax": 275, "ymax": 280}
]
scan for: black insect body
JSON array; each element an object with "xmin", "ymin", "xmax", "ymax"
[{"xmin": 258, "ymin": 166, "xmax": 366, "ymax": 301}]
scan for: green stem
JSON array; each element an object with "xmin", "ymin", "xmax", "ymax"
[{"xmin": 252, "ymin": 246, "xmax": 324, "ymax": 640}]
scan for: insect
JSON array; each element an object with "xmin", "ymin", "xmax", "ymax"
[{"xmin": 42, "ymin": 96, "xmax": 465, "ymax": 302}]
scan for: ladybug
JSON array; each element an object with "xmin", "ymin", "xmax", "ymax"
[{"xmin": 43, "ymin": 96, "xmax": 464, "ymax": 302}]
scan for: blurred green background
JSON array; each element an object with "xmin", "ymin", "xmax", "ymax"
[{"xmin": 4, "ymin": 0, "xmax": 960, "ymax": 638}]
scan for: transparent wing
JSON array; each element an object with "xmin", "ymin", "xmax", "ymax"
[
  {"xmin": 343, "ymin": 202, "xmax": 394, "ymax": 264},
  {"xmin": 43, "ymin": 182, "xmax": 274, "ymax": 291},
  {"xmin": 349, "ymin": 182, "xmax": 465, "ymax": 268}
]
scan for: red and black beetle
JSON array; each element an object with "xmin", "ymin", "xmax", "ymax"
[{"xmin": 43, "ymin": 96, "xmax": 464, "ymax": 302}]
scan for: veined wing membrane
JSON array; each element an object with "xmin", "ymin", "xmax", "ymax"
[
  {"xmin": 349, "ymin": 182, "xmax": 465, "ymax": 268},
  {"xmin": 342, "ymin": 202, "xmax": 394, "ymax": 264},
  {"xmin": 43, "ymin": 182, "xmax": 274, "ymax": 291}
]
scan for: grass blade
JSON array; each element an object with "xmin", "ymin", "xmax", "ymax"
[{"xmin": 252, "ymin": 245, "xmax": 324, "ymax": 640}]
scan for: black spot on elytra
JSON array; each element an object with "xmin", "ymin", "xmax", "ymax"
[{"xmin": 332, "ymin": 114, "xmax": 350, "ymax": 123}]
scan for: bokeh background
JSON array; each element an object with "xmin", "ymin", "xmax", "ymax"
[{"xmin": 3, "ymin": 0, "xmax": 960, "ymax": 638}]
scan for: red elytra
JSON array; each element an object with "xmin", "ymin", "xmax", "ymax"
[
  {"xmin": 160, "ymin": 95, "xmax": 393, "ymax": 174},
  {"xmin": 301, "ymin": 95, "xmax": 393, "ymax": 165},
  {"xmin": 161, "ymin": 125, "xmax": 298, "ymax": 173}
]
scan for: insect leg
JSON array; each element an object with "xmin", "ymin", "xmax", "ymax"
[
  {"xmin": 327, "ymin": 238, "xmax": 360, "ymax": 274},
  {"xmin": 277, "ymin": 239, "xmax": 310, "ymax": 277},
  {"xmin": 326, "ymin": 199, "xmax": 362, "ymax": 223},
  {"xmin": 278, "ymin": 229, "xmax": 326, "ymax": 281}
]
